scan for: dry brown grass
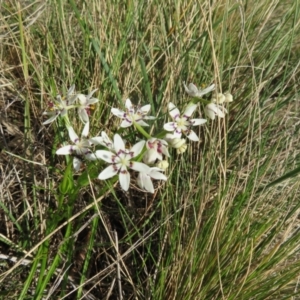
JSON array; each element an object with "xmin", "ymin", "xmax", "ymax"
[{"xmin": 1, "ymin": 0, "xmax": 300, "ymax": 299}]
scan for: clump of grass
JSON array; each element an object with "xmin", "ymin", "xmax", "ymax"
[{"xmin": 1, "ymin": 0, "xmax": 300, "ymax": 299}]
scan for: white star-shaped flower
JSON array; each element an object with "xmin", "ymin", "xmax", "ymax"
[
  {"xmin": 89, "ymin": 131, "xmax": 115, "ymax": 151},
  {"xmin": 204, "ymin": 103, "xmax": 227, "ymax": 120},
  {"xmin": 43, "ymin": 85, "xmax": 77, "ymax": 125},
  {"xmin": 163, "ymin": 103, "xmax": 206, "ymax": 141},
  {"xmin": 77, "ymin": 89, "xmax": 99, "ymax": 123},
  {"xmin": 95, "ymin": 134, "xmax": 150, "ymax": 191},
  {"xmin": 143, "ymin": 138, "xmax": 170, "ymax": 164},
  {"xmin": 56, "ymin": 122, "xmax": 96, "ymax": 171},
  {"xmin": 183, "ymin": 82, "xmax": 215, "ymax": 98},
  {"xmin": 137, "ymin": 167, "xmax": 167, "ymax": 193},
  {"xmin": 111, "ymin": 98, "xmax": 155, "ymax": 128}
]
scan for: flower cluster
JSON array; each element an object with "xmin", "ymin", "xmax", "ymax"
[
  {"xmin": 183, "ymin": 82, "xmax": 233, "ymax": 120},
  {"xmin": 50, "ymin": 82, "xmax": 233, "ymax": 194},
  {"xmin": 43, "ymin": 85, "xmax": 98, "ymax": 125}
]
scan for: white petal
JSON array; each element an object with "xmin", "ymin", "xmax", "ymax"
[
  {"xmin": 136, "ymin": 120, "xmax": 149, "ymax": 127},
  {"xmin": 99, "ymin": 132, "xmax": 114, "ymax": 149},
  {"xmin": 159, "ymin": 139, "xmax": 168, "ymax": 146},
  {"xmin": 56, "ymin": 145, "xmax": 72, "ymax": 155},
  {"xmin": 130, "ymin": 161, "xmax": 150, "ymax": 173},
  {"xmin": 188, "ymin": 83, "xmax": 199, "ymax": 93},
  {"xmin": 187, "ymin": 130, "xmax": 199, "ymax": 141},
  {"xmin": 60, "ymin": 109, "xmax": 68, "ymax": 117},
  {"xmin": 79, "ymin": 109, "xmax": 89, "ymax": 123},
  {"xmin": 85, "ymin": 153, "xmax": 97, "ymax": 161},
  {"xmin": 119, "ymin": 171, "xmax": 130, "ymax": 191},
  {"xmin": 68, "ymin": 126, "xmax": 79, "ymax": 143},
  {"xmin": 148, "ymin": 167, "xmax": 164, "ymax": 172},
  {"xmin": 183, "ymin": 82, "xmax": 190, "ymax": 93},
  {"xmin": 137, "ymin": 173, "xmax": 150, "ymax": 191},
  {"xmin": 78, "ymin": 94, "xmax": 87, "ymax": 105},
  {"xmin": 43, "ymin": 111, "xmax": 53, "ymax": 116},
  {"xmin": 111, "ymin": 108, "xmax": 125, "ymax": 118},
  {"xmin": 131, "ymin": 140, "xmax": 146, "ymax": 157},
  {"xmin": 204, "ymin": 106, "xmax": 216, "ymax": 120},
  {"xmin": 43, "ymin": 114, "xmax": 57, "ymax": 125},
  {"xmin": 168, "ymin": 103, "xmax": 180, "ymax": 119},
  {"xmin": 216, "ymin": 110, "xmax": 225, "ymax": 118},
  {"xmin": 143, "ymin": 149, "xmax": 158, "ymax": 164},
  {"xmin": 173, "ymin": 130, "xmax": 182, "ymax": 138},
  {"xmin": 68, "ymin": 94, "xmax": 78, "ymax": 104},
  {"xmin": 114, "ymin": 134, "xmax": 125, "ymax": 153},
  {"xmin": 82, "ymin": 122, "xmax": 90, "ymax": 138},
  {"xmin": 191, "ymin": 118, "xmax": 207, "ymax": 126},
  {"xmin": 164, "ymin": 133, "xmax": 176, "ymax": 142},
  {"xmin": 140, "ymin": 104, "xmax": 151, "ymax": 114},
  {"xmin": 144, "ymin": 116, "xmax": 156, "ymax": 120},
  {"xmin": 205, "ymin": 103, "xmax": 226, "ymax": 119},
  {"xmin": 98, "ymin": 165, "xmax": 118, "ymax": 180},
  {"xmin": 120, "ymin": 120, "xmax": 133, "ymax": 128},
  {"xmin": 125, "ymin": 98, "xmax": 133, "ymax": 109},
  {"xmin": 163, "ymin": 122, "xmax": 176, "ymax": 132},
  {"xmin": 138, "ymin": 173, "xmax": 154, "ymax": 193},
  {"xmin": 87, "ymin": 88, "xmax": 98, "ymax": 99},
  {"xmin": 89, "ymin": 137, "xmax": 104, "ymax": 145},
  {"xmin": 102, "ymin": 131, "xmax": 110, "ymax": 140},
  {"xmin": 196, "ymin": 84, "xmax": 215, "ymax": 97},
  {"xmin": 56, "ymin": 95, "xmax": 64, "ymax": 105},
  {"xmin": 87, "ymin": 97, "xmax": 99, "ymax": 105},
  {"xmin": 73, "ymin": 157, "xmax": 82, "ymax": 171},
  {"xmin": 67, "ymin": 84, "xmax": 76, "ymax": 95},
  {"xmin": 183, "ymin": 82, "xmax": 198, "ymax": 96},
  {"xmin": 149, "ymin": 170, "xmax": 167, "ymax": 181},
  {"xmin": 184, "ymin": 104, "xmax": 197, "ymax": 117},
  {"xmin": 95, "ymin": 150, "xmax": 115, "ymax": 162},
  {"xmin": 162, "ymin": 146, "xmax": 170, "ymax": 157}
]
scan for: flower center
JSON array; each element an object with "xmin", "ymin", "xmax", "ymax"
[{"xmin": 177, "ymin": 117, "xmax": 189, "ymax": 130}]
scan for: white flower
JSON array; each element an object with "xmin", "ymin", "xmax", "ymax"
[
  {"xmin": 137, "ymin": 167, "xmax": 167, "ymax": 193},
  {"xmin": 77, "ymin": 89, "xmax": 99, "ymax": 123},
  {"xmin": 164, "ymin": 134, "xmax": 188, "ymax": 154},
  {"xmin": 163, "ymin": 102, "xmax": 206, "ymax": 141},
  {"xmin": 56, "ymin": 122, "xmax": 95, "ymax": 171},
  {"xmin": 204, "ymin": 103, "xmax": 227, "ymax": 120},
  {"xmin": 143, "ymin": 138, "xmax": 170, "ymax": 164},
  {"xmin": 43, "ymin": 85, "xmax": 77, "ymax": 125},
  {"xmin": 89, "ymin": 131, "xmax": 114, "ymax": 151},
  {"xmin": 183, "ymin": 82, "xmax": 215, "ymax": 98},
  {"xmin": 95, "ymin": 134, "xmax": 150, "ymax": 191},
  {"xmin": 111, "ymin": 98, "xmax": 155, "ymax": 128}
]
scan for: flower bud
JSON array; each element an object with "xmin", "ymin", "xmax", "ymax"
[
  {"xmin": 168, "ymin": 138, "xmax": 187, "ymax": 154},
  {"xmin": 169, "ymin": 137, "xmax": 185, "ymax": 149},
  {"xmin": 224, "ymin": 92, "xmax": 233, "ymax": 102},
  {"xmin": 143, "ymin": 148, "xmax": 157, "ymax": 164},
  {"xmin": 155, "ymin": 160, "xmax": 169, "ymax": 170},
  {"xmin": 212, "ymin": 93, "xmax": 226, "ymax": 104},
  {"xmin": 176, "ymin": 142, "xmax": 187, "ymax": 154}
]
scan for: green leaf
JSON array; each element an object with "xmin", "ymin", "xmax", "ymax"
[
  {"xmin": 59, "ymin": 161, "xmax": 74, "ymax": 195},
  {"xmin": 77, "ymin": 164, "xmax": 99, "ymax": 188}
]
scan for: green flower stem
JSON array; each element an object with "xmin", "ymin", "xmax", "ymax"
[
  {"xmin": 190, "ymin": 98, "xmax": 211, "ymax": 105},
  {"xmin": 133, "ymin": 122, "xmax": 152, "ymax": 139}
]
